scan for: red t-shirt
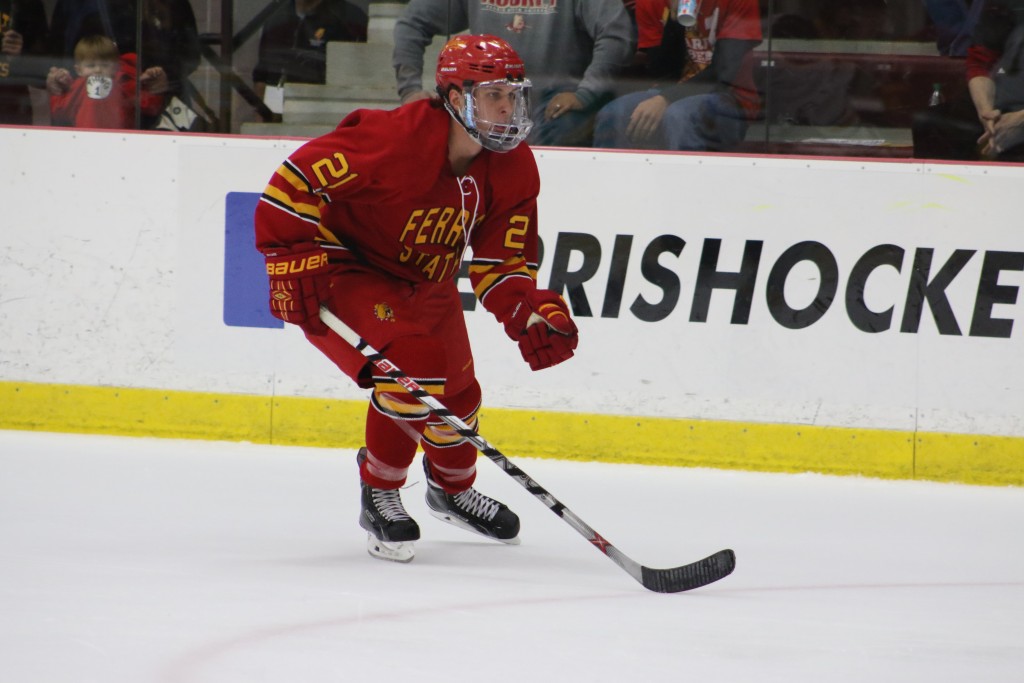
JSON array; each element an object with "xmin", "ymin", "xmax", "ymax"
[
  {"xmin": 635, "ymin": 0, "xmax": 762, "ymax": 116},
  {"xmin": 49, "ymin": 54, "xmax": 164, "ymax": 129},
  {"xmin": 637, "ymin": 0, "xmax": 761, "ymax": 50}
]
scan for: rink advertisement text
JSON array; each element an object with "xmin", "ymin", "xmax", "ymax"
[
  {"xmin": 457, "ymin": 233, "xmax": 1024, "ymax": 339},
  {"xmin": 5, "ymin": 128, "xmax": 1021, "ymax": 444}
]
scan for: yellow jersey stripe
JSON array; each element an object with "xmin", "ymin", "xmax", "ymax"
[{"xmin": 263, "ymin": 184, "xmax": 321, "ymax": 222}]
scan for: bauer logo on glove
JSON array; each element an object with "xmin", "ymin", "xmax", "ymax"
[
  {"xmin": 265, "ymin": 251, "xmax": 328, "ymax": 276},
  {"xmin": 271, "ymin": 288, "xmax": 294, "ymax": 304},
  {"xmin": 262, "ymin": 243, "xmax": 331, "ymax": 335}
]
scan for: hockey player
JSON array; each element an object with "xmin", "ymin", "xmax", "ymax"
[{"xmin": 254, "ymin": 35, "xmax": 579, "ymax": 563}]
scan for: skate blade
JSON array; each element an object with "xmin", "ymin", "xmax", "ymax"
[
  {"xmin": 428, "ymin": 510, "xmax": 521, "ymax": 545},
  {"xmin": 366, "ymin": 534, "xmax": 415, "ymax": 563}
]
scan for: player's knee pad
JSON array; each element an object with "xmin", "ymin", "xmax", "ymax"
[
  {"xmin": 369, "ymin": 334, "xmax": 447, "ymax": 421},
  {"xmin": 370, "ymin": 390, "xmax": 431, "ymax": 422},
  {"xmin": 422, "ymin": 380, "xmax": 482, "ymax": 450}
]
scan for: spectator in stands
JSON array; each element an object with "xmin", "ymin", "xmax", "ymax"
[
  {"xmin": 49, "ymin": 34, "xmax": 163, "ymax": 128},
  {"xmin": 44, "ymin": 0, "xmax": 201, "ymax": 128},
  {"xmin": 0, "ymin": 0, "xmax": 48, "ymax": 124},
  {"xmin": 592, "ymin": 0, "xmax": 761, "ymax": 152},
  {"xmin": 922, "ymin": 0, "xmax": 986, "ymax": 56},
  {"xmin": 252, "ymin": 0, "xmax": 368, "ymax": 113},
  {"xmin": 913, "ymin": 0, "xmax": 1024, "ymax": 161},
  {"xmin": 970, "ymin": 0, "xmax": 1024, "ymax": 158},
  {"xmin": 392, "ymin": 0, "xmax": 635, "ymax": 147}
]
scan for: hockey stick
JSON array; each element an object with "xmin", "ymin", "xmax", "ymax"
[{"xmin": 319, "ymin": 305, "xmax": 735, "ymax": 593}]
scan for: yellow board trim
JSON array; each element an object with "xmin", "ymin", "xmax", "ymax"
[{"xmin": 1, "ymin": 381, "xmax": 1021, "ymax": 486}]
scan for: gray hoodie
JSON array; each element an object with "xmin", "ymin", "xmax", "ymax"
[{"xmin": 392, "ymin": 0, "xmax": 635, "ymax": 107}]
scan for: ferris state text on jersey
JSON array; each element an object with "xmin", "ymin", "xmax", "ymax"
[
  {"xmin": 384, "ymin": 202, "xmax": 531, "ymax": 284},
  {"xmin": 396, "ymin": 206, "xmax": 488, "ymax": 282}
]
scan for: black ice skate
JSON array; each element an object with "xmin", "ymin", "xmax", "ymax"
[
  {"xmin": 423, "ymin": 457, "xmax": 521, "ymax": 544},
  {"xmin": 358, "ymin": 448, "xmax": 420, "ymax": 563}
]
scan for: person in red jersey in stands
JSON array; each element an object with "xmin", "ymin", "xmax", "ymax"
[{"xmin": 594, "ymin": 0, "xmax": 762, "ymax": 151}]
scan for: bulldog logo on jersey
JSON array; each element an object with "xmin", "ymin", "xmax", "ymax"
[{"xmin": 374, "ymin": 302, "xmax": 395, "ymax": 322}]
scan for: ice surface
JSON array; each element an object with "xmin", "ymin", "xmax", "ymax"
[{"xmin": 1, "ymin": 430, "xmax": 1022, "ymax": 682}]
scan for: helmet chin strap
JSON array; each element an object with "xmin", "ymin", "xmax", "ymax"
[{"xmin": 440, "ymin": 87, "xmax": 490, "ymax": 152}]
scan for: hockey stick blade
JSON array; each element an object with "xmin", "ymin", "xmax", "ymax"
[
  {"xmin": 640, "ymin": 549, "xmax": 736, "ymax": 593},
  {"xmin": 319, "ymin": 306, "xmax": 737, "ymax": 593}
]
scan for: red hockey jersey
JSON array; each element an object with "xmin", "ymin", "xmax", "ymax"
[{"xmin": 255, "ymin": 99, "xmax": 542, "ymax": 319}]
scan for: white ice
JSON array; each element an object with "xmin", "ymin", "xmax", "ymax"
[{"xmin": 1, "ymin": 429, "xmax": 1022, "ymax": 682}]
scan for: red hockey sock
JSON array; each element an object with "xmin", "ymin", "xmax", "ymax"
[
  {"xmin": 361, "ymin": 393, "xmax": 427, "ymax": 489},
  {"xmin": 421, "ymin": 379, "xmax": 482, "ymax": 493}
]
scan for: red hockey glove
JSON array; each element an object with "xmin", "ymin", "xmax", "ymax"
[
  {"xmin": 502, "ymin": 290, "xmax": 579, "ymax": 371},
  {"xmin": 263, "ymin": 243, "xmax": 330, "ymax": 335}
]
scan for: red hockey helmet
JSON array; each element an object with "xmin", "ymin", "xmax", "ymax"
[
  {"xmin": 436, "ymin": 35, "xmax": 533, "ymax": 152},
  {"xmin": 436, "ymin": 34, "xmax": 527, "ymax": 92}
]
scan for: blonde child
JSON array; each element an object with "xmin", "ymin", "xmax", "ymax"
[{"xmin": 48, "ymin": 35, "xmax": 163, "ymax": 129}]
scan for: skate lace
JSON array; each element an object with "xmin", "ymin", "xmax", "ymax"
[
  {"xmin": 452, "ymin": 489, "xmax": 500, "ymax": 521},
  {"xmin": 372, "ymin": 488, "xmax": 411, "ymax": 522}
]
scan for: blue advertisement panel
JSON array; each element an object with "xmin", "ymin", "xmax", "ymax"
[{"xmin": 223, "ymin": 192, "xmax": 281, "ymax": 329}]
